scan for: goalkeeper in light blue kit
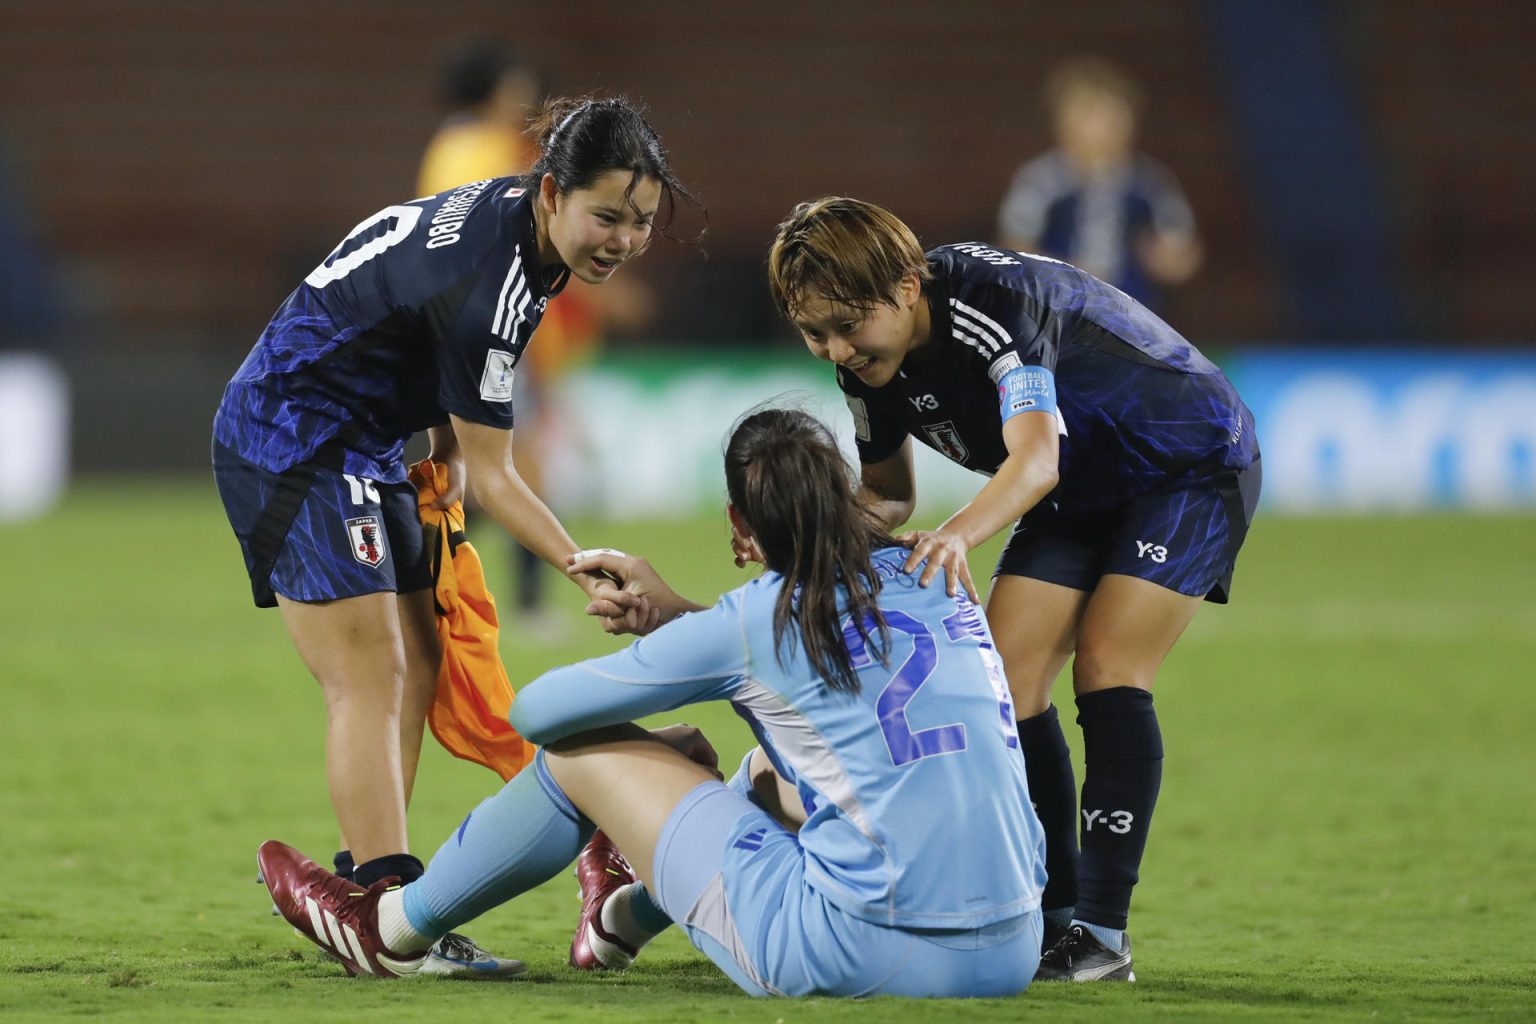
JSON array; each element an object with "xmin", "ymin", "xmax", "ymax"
[{"xmin": 259, "ymin": 407, "xmax": 1047, "ymax": 997}]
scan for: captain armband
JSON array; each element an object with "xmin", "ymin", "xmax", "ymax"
[{"xmin": 996, "ymin": 365, "xmax": 1058, "ymax": 425}]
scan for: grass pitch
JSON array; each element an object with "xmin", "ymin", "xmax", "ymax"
[{"xmin": 1, "ymin": 479, "xmax": 1533, "ymax": 1022}]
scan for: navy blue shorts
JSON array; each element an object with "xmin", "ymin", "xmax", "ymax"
[
  {"xmin": 213, "ymin": 442, "xmax": 431, "ymax": 609},
  {"xmin": 995, "ymin": 459, "xmax": 1261, "ymax": 603}
]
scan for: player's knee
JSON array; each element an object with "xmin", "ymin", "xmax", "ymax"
[
  {"xmin": 1011, "ymin": 686, "xmax": 1053, "ymax": 718},
  {"xmin": 1000, "ymin": 655, "xmax": 1062, "ymax": 716},
  {"xmin": 1070, "ymin": 644, "xmax": 1154, "ymax": 692},
  {"xmin": 316, "ymin": 657, "xmax": 409, "ymax": 708},
  {"xmin": 399, "ymin": 649, "xmax": 441, "ymax": 704}
]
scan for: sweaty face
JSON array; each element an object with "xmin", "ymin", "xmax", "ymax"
[
  {"xmin": 792, "ymin": 286, "xmax": 922, "ymax": 389},
  {"xmin": 545, "ymin": 170, "xmax": 661, "ymax": 284}
]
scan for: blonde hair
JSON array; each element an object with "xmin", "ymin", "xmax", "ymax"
[{"xmin": 767, "ymin": 197, "xmax": 931, "ymax": 318}]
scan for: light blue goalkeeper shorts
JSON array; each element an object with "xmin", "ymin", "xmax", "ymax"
[{"xmin": 649, "ymin": 780, "xmax": 1041, "ymax": 998}]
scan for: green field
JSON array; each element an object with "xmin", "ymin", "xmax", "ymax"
[{"xmin": 2, "ymin": 479, "xmax": 1534, "ymax": 1022}]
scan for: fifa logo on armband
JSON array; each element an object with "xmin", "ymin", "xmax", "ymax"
[{"xmin": 1135, "ymin": 540, "xmax": 1168, "ymax": 564}]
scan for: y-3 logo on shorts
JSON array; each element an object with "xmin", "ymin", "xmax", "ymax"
[{"xmin": 1135, "ymin": 540, "xmax": 1168, "ymax": 564}]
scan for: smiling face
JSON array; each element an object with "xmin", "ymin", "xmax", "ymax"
[
  {"xmin": 791, "ymin": 271, "xmax": 928, "ymax": 388},
  {"xmin": 537, "ymin": 169, "xmax": 661, "ymax": 284}
]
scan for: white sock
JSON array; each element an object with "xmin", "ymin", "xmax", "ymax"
[
  {"xmin": 377, "ymin": 888, "xmax": 435, "ymax": 954},
  {"xmin": 1072, "ymin": 918, "xmax": 1127, "ymax": 953},
  {"xmin": 599, "ymin": 882, "xmax": 668, "ymax": 951}
]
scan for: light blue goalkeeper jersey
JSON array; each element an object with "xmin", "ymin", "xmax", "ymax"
[{"xmin": 507, "ymin": 547, "xmax": 1047, "ymax": 930}]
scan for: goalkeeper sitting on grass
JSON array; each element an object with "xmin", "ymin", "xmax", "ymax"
[{"xmin": 259, "ymin": 406, "xmax": 1048, "ymax": 997}]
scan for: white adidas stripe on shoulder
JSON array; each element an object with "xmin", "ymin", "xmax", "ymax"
[
  {"xmin": 950, "ymin": 297, "xmax": 1012, "ymax": 352},
  {"xmin": 507, "ymin": 272, "xmax": 532, "ymax": 340},
  {"xmin": 950, "ymin": 317, "xmax": 1000, "ymax": 357},
  {"xmin": 499, "ymin": 274, "xmax": 529, "ymax": 341},
  {"xmin": 491, "ymin": 248, "xmax": 525, "ymax": 339}
]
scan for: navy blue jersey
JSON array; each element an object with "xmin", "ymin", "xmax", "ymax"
[
  {"xmin": 838, "ymin": 244, "xmax": 1258, "ymax": 515},
  {"xmin": 996, "ymin": 152, "xmax": 1195, "ymax": 308},
  {"xmin": 213, "ymin": 178, "xmax": 565, "ymax": 483}
]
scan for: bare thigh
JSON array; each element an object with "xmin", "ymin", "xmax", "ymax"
[
  {"xmin": 277, "ymin": 591, "xmax": 409, "ymax": 706},
  {"xmin": 986, "ymin": 574, "xmax": 1092, "ymax": 717},
  {"xmin": 394, "ymin": 587, "xmax": 443, "ymax": 803},
  {"xmin": 1071, "ymin": 573, "xmax": 1204, "ymax": 694}
]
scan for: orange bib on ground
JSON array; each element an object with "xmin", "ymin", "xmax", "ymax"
[{"xmin": 410, "ymin": 459, "xmax": 535, "ymax": 781}]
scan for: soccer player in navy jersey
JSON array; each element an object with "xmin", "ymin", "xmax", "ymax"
[
  {"xmin": 214, "ymin": 96, "xmax": 694, "ymax": 976},
  {"xmin": 767, "ymin": 198, "xmax": 1261, "ymax": 982},
  {"xmin": 257, "ymin": 407, "xmax": 1047, "ymax": 996}
]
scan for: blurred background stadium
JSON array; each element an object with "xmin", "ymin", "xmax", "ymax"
[
  {"xmin": 1, "ymin": 3, "xmax": 1533, "ymax": 1020},
  {"xmin": 2, "ymin": 0, "xmax": 1534, "ymax": 515}
]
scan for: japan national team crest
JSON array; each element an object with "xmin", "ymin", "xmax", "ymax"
[
  {"xmin": 346, "ymin": 516, "xmax": 387, "ymax": 568},
  {"xmin": 923, "ymin": 421, "xmax": 970, "ymax": 463}
]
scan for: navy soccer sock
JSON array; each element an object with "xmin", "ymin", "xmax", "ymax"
[
  {"xmin": 1016, "ymin": 705, "xmax": 1079, "ymax": 916},
  {"xmin": 353, "ymin": 852, "xmax": 425, "ymax": 889},
  {"xmin": 332, "ymin": 850, "xmax": 354, "ymax": 881},
  {"xmin": 515, "ymin": 543, "xmax": 543, "ymax": 611},
  {"xmin": 1074, "ymin": 686, "xmax": 1163, "ymax": 932}
]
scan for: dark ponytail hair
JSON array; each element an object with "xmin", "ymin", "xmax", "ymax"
[
  {"xmin": 527, "ymin": 95, "xmax": 703, "ymax": 245},
  {"xmin": 724, "ymin": 407, "xmax": 897, "ymax": 694}
]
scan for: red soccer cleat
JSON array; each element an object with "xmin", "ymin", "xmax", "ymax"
[
  {"xmin": 568, "ymin": 831, "xmax": 640, "ymax": 970},
  {"xmin": 257, "ymin": 840, "xmax": 427, "ymax": 978}
]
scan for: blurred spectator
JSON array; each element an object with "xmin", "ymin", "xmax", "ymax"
[
  {"xmin": 0, "ymin": 134, "xmax": 68, "ymax": 523},
  {"xmin": 415, "ymin": 42, "xmax": 653, "ymax": 630},
  {"xmin": 0, "ymin": 137, "xmax": 61, "ymax": 349},
  {"xmin": 996, "ymin": 57, "xmax": 1201, "ymax": 311},
  {"xmin": 416, "ymin": 40, "xmax": 541, "ymax": 198}
]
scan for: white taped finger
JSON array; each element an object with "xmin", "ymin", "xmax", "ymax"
[{"xmin": 573, "ymin": 547, "xmax": 628, "ymax": 562}]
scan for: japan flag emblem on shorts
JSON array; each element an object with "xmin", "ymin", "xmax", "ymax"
[{"xmin": 346, "ymin": 516, "xmax": 387, "ymax": 568}]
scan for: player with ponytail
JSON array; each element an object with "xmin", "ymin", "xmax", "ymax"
[
  {"xmin": 216, "ymin": 96, "xmax": 696, "ymax": 975},
  {"xmin": 258, "ymin": 406, "xmax": 1048, "ymax": 997}
]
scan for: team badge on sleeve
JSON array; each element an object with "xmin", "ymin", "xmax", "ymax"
[
  {"xmin": 479, "ymin": 349, "xmax": 516, "ymax": 402},
  {"xmin": 346, "ymin": 516, "xmax": 387, "ymax": 568}
]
